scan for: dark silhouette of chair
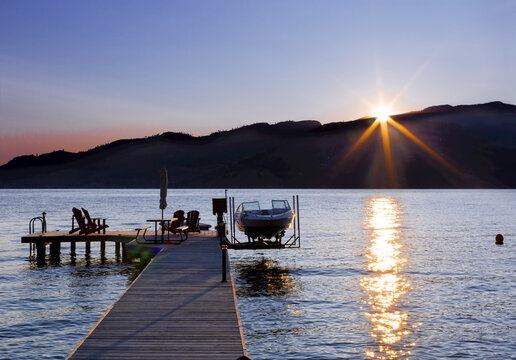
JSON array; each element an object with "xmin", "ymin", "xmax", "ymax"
[
  {"xmin": 185, "ymin": 210, "xmax": 200, "ymax": 233},
  {"xmin": 164, "ymin": 210, "xmax": 185, "ymax": 234},
  {"xmin": 70, "ymin": 208, "xmax": 97, "ymax": 235},
  {"xmin": 69, "ymin": 207, "xmax": 108, "ymax": 235},
  {"xmin": 82, "ymin": 208, "xmax": 109, "ymax": 234},
  {"xmin": 70, "ymin": 207, "xmax": 87, "ymax": 234}
]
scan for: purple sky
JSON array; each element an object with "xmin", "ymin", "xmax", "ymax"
[{"xmin": 1, "ymin": 0, "xmax": 515, "ymax": 164}]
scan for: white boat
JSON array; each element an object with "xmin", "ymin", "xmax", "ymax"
[{"xmin": 234, "ymin": 200, "xmax": 295, "ymax": 240}]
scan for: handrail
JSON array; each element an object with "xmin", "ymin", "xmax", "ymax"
[{"xmin": 29, "ymin": 212, "xmax": 47, "ymax": 234}]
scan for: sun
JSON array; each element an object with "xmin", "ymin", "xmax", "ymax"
[
  {"xmin": 373, "ymin": 106, "xmax": 391, "ymax": 123},
  {"xmin": 342, "ymin": 98, "xmax": 459, "ymax": 188}
]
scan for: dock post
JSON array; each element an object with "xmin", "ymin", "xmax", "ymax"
[
  {"xmin": 85, "ymin": 241, "xmax": 91, "ymax": 256},
  {"xmin": 115, "ymin": 242, "xmax": 120, "ymax": 258},
  {"xmin": 36, "ymin": 242, "xmax": 46, "ymax": 266},
  {"xmin": 70, "ymin": 241, "xmax": 76, "ymax": 256},
  {"xmin": 121, "ymin": 243, "xmax": 127, "ymax": 261},
  {"xmin": 100, "ymin": 241, "xmax": 106, "ymax": 260},
  {"xmin": 50, "ymin": 241, "xmax": 61, "ymax": 257},
  {"xmin": 221, "ymin": 244, "xmax": 228, "ymax": 282}
]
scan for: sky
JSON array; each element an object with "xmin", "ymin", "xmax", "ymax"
[{"xmin": 1, "ymin": 0, "xmax": 515, "ymax": 165}]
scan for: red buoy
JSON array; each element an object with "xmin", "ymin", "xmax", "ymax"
[{"xmin": 495, "ymin": 234, "xmax": 504, "ymax": 245}]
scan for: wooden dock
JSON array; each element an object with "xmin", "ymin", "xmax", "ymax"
[
  {"xmin": 22, "ymin": 230, "xmax": 145, "ymax": 264},
  {"xmin": 67, "ymin": 233, "xmax": 248, "ymax": 360},
  {"xmin": 21, "ymin": 230, "xmax": 139, "ymax": 244}
]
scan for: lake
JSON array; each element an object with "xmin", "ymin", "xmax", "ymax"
[{"xmin": 0, "ymin": 189, "xmax": 515, "ymax": 359}]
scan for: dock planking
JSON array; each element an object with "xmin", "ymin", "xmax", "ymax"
[
  {"xmin": 21, "ymin": 230, "xmax": 144, "ymax": 243},
  {"xmin": 67, "ymin": 233, "xmax": 247, "ymax": 360}
]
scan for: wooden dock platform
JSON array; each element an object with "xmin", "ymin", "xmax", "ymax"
[
  {"xmin": 67, "ymin": 233, "xmax": 247, "ymax": 360},
  {"xmin": 21, "ymin": 230, "xmax": 139, "ymax": 243}
]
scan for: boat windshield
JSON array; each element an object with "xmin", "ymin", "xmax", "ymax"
[
  {"xmin": 240, "ymin": 201, "xmax": 261, "ymax": 211},
  {"xmin": 272, "ymin": 200, "xmax": 290, "ymax": 210}
]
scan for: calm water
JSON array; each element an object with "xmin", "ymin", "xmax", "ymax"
[{"xmin": 0, "ymin": 189, "xmax": 515, "ymax": 359}]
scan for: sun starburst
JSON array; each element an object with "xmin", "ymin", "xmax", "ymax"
[
  {"xmin": 373, "ymin": 106, "xmax": 392, "ymax": 123},
  {"xmin": 343, "ymin": 97, "xmax": 458, "ymax": 187}
]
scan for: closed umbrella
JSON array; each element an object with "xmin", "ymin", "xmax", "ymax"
[{"xmin": 159, "ymin": 167, "xmax": 168, "ymax": 221}]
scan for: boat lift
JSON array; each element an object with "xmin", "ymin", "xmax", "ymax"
[{"xmin": 213, "ymin": 195, "xmax": 301, "ymax": 250}]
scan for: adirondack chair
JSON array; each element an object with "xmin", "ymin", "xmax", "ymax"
[
  {"xmin": 185, "ymin": 210, "xmax": 200, "ymax": 233},
  {"xmin": 70, "ymin": 207, "xmax": 86, "ymax": 234},
  {"xmin": 69, "ymin": 207, "xmax": 100, "ymax": 235},
  {"xmin": 163, "ymin": 210, "xmax": 185, "ymax": 234},
  {"xmin": 82, "ymin": 208, "xmax": 109, "ymax": 234}
]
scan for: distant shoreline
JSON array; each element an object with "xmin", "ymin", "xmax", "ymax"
[{"xmin": 1, "ymin": 102, "xmax": 516, "ymax": 189}]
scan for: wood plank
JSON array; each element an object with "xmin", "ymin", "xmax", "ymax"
[
  {"xmin": 67, "ymin": 233, "xmax": 247, "ymax": 360},
  {"xmin": 21, "ymin": 230, "xmax": 217, "ymax": 243}
]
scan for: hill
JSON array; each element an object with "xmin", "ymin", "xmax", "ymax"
[{"xmin": 1, "ymin": 103, "xmax": 515, "ymax": 188}]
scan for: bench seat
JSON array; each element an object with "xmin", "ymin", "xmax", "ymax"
[{"xmin": 176, "ymin": 226, "xmax": 189, "ymax": 241}]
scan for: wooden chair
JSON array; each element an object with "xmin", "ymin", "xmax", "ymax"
[
  {"xmin": 70, "ymin": 207, "xmax": 100, "ymax": 235},
  {"xmin": 185, "ymin": 210, "xmax": 201, "ymax": 233},
  {"xmin": 165, "ymin": 210, "xmax": 185, "ymax": 234},
  {"xmin": 82, "ymin": 208, "xmax": 109, "ymax": 234}
]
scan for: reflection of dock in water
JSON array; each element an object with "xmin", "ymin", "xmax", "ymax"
[
  {"xmin": 233, "ymin": 257, "xmax": 296, "ymax": 297},
  {"xmin": 361, "ymin": 197, "xmax": 413, "ymax": 359}
]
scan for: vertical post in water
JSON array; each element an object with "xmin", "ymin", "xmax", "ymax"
[
  {"xmin": 292, "ymin": 195, "xmax": 296, "ymax": 240},
  {"xmin": 228, "ymin": 197, "xmax": 233, "ymax": 242},
  {"xmin": 122, "ymin": 243, "xmax": 127, "ymax": 262},
  {"xmin": 70, "ymin": 241, "xmax": 76, "ymax": 256},
  {"xmin": 36, "ymin": 242, "xmax": 46, "ymax": 266},
  {"xmin": 85, "ymin": 241, "xmax": 91, "ymax": 256},
  {"xmin": 232, "ymin": 197, "xmax": 236, "ymax": 240},
  {"xmin": 115, "ymin": 242, "xmax": 120, "ymax": 257},
  {"xmin": 50, "ymin": 241, "xmax": 61, "ymax": 257},
  {"xmin": 100, "ymin": 241, "xmax": 106, "ymax": 259},
  {"xmin": 221, "ymin": 244, "xmax": 228, "ymax": 282},
  {"xmin": 296, "ymin": 195, "xmax": 301, "ymax": 247}
]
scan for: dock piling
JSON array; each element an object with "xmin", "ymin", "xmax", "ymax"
[
  {"xmin": 221, "ymin": 244, "xmax": 228, "ymax": 282},
  {"xmin": 50, "ymin": 241, "xmax": 61, "ymax": 257},
  {"xmin": 121, "ymin": 243, "xmax": 127, "ymax": 261},
  {"xmin": 36, "ymin": 242, "xmax": 46, "ymax": 266},
  {"xmin": 22, "ymin": 230, "xmax": 158, "ymax": 265},
  {"xmin": 100, "ymin": 240, "xmax": 106, "ymax": 259}
]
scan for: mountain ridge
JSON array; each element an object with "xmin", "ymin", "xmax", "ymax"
[{"xmin": 1, "ymin": 102, "xmax": 515, "ymax": 188}]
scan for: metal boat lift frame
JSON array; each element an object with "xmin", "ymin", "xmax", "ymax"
[{"xmin": 227, "ymin": 195, "xmax": 301, "ymax": 249}]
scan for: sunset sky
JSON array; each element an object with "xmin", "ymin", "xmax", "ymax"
[{"xmin": 1, "ymin": 0, "xmax": 515, "ymax": 165}]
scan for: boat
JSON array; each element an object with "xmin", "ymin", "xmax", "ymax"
[{"xmin": 234, "ymin": 200, "xmax": 295, "ymax": 241}]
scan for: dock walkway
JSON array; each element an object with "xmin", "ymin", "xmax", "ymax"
[{"xmin": 68, "ymin": 233, "xmax": 247, "ymax": 359}]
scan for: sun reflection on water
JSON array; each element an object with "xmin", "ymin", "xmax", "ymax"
[{"xmin": 361, "ymin": 197, "xmax": 412, "ymax": 359}]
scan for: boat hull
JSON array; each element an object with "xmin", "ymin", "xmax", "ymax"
[{"xmin": 235, "ymin": 211, "xmax": 294, "ymax": 239}]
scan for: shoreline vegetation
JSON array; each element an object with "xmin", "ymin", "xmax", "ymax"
[{"xmin": 1, "ymin": 101, "xmax": 515, "ymax": 189}]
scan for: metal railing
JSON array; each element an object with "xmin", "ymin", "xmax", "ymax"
[
  {"xmin": 29, "ymin": 212, "xmax": 47, "ymax": 234},
  {"xmin": 28, "ymin": 212, "xmax": 47, "ymax": 257}
]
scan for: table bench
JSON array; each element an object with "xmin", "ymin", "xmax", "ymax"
[{"xmin": 177, "ymin": 226, "xmax": 189, "ymax": 241}]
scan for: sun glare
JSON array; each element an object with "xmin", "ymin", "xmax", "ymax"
[
  {"xmin": 341, "ymin": 96, "xmax": 459, "ymax": 187},
  {"xmin": 374, "ymin": 106, "xmax": 391, "ymax": 123}
]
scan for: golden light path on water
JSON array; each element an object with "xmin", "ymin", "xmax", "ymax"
[{"xmin": 361, "ymin": 197, "xmax": 412, "ymax": 359}]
